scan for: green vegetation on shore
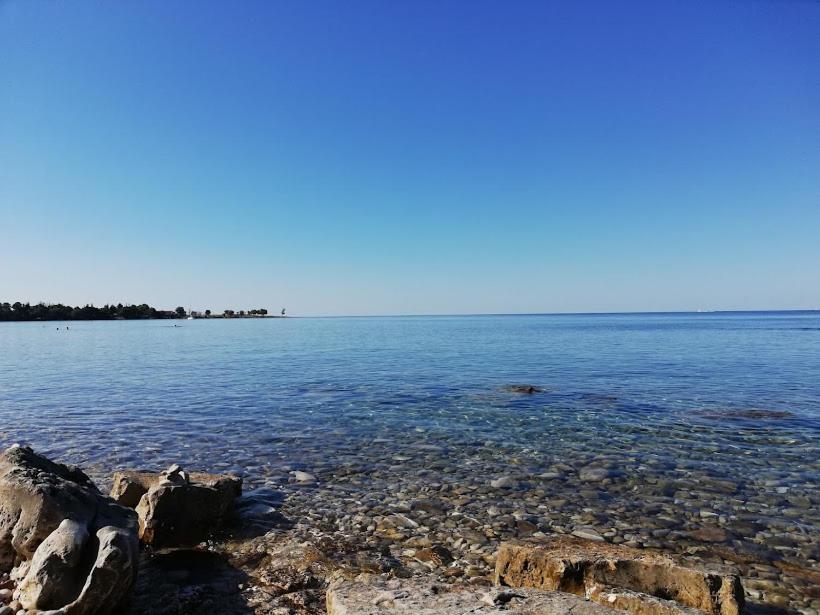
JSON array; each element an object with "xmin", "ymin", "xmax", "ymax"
[{"xmin": 0, "ymin": 302, "xmax": 273, "ymax": 321}]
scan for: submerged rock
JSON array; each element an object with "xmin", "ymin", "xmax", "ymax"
[
  {"xmin": 501, "ymin": 385, "xmax": 547, "ymax": 395},
  {"xmin": 0, "ymin": 445, "xmax": 139, "ymax": 614},
  {"xmin": 291, "ymin": 471, "xmax": 316, "ymax": 483},
  {"xmin": 694, "ymin": 407, "xmax": 795, "ymax": 421},
  {"xmin": 686, "ymin": 527, "xmax": 730, "ymax": 543},
  {"xmin": 495, "ymin": 537, "xmax": 745, "ymax": 615},
  {"xmin": 111, "ymin": 466, "xmax": 242, "ymax": 548},
  {"xmin": 490, "ymin": 476, "xmax": 519, "ymax": 489},
  {"xmin": 578, "ymin": 465, "xmax": 617, "ymax": 482}
]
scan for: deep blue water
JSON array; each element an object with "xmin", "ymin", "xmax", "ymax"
[{"xmin": 0, "ymin": 312, "xmax": 818, "ymax": 475}]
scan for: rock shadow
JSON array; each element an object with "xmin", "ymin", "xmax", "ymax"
[
  {"xmin": 745, "ymin": 604, "xmax": 793, "ymax": 615},
  {"xmin": 127, "ymin": 549, "xmax": 253, "ymax": 615}
]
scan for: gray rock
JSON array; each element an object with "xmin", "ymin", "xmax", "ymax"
[
  {"xmin": 16, "ymin": 518, "xmax": 89, "ymax": 608},
  {"xmin": 0, "ymin": 445, "xmax": 138, "ymax": 615},
  {"xmin": 579, "ymin": 466, "xmax": 615, "ymax": 482},
  {"xmin": 572, "ymin": 527, "xmax": 604, "ymax": 541},
  {"xmin": 110, "ymin": 467, "xmax": 241, "ymax": 548},
  {"xmin": 291, "ymin": 471, "xmax": 316, "ymax": 483},
  {"xmin": 491, "ymin": 476, "xmax": 519, "ymax": 489}
]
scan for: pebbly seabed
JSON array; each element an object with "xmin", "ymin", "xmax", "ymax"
[
  {"xmin": 83, "ymin": 394, "xmax": 818, "ymax": 613},
  {"xmin": 0, "ymin": 313, "xmax": 817, "ymax": 612}
]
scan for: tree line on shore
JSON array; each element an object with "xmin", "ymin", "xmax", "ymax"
[{"xmin": 0, "ymin": 302, "xmax": 270, "ymax": 321}]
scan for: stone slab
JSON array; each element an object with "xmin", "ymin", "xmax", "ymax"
[
  {"xmin": 326, "ymin": 576, "xmax": 620, "ymax": 614},
  {"xmin": 495, "ymin": 537, "xmax": 744, "ymax": 615}
]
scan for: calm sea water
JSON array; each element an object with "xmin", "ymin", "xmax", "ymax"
[
  {"xmin": 1, "ymin": 311, "xmax": 818, "ymax": 473},
  {"xmin": 0, "ymin": 312, "xmax": 818, "ymax": 602},
  {"xmin": 1, "ymin": 312, "xmax": 817, "ymax": 466}
]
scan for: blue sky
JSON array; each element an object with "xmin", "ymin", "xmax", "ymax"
[{"xmin": 1, "ymin": 1, "xmax": 818, "ymax": 315}]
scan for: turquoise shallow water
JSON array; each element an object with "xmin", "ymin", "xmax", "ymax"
[
  {"xmin": 1, "ymin": 312, "xmax": 817, "ymax": 472},
  {"xmin": 0, "ymin": 312, "xmax": 818, "ymax": 606}
]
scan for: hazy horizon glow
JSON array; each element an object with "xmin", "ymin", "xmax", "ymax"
[{"xmin": 2, "ymin": 1, "xmax": 819, "ymax": 316}]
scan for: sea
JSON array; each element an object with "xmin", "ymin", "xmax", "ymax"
[{"xmin": 0, "ymin": 311, "xmax": 817, "ymax": 605}]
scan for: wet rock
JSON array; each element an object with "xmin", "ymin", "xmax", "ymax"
[
  {"xmin": 495, "ymin": 537, "xmax": 745, "ymax": 615},
  {"xmin": 111, "ymin": 466, "xmax": 242, "ymax": 548},
  {"xmin": 326, "ymin": 576, "xmax": 619, "ymax": 614},
  {"xmin": 291, "ymin": 471, "xmax": 316, "ymax": 483},
  {"xmin": 0, "ymin": 445, "xmax": 139, "ymax": 614},
  {"xmin": 234, "ymin": 488, "xmax": 286, "ymax": 526}
]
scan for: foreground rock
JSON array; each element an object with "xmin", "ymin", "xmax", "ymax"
[
  {"xmin": 495, "ymin": 537, "xmax": 745, "ymax": 615},
  {"xmin": 0, "ymin": 445, "xmax": 139, "ymax": 614},
  {"xmin": 111, "ymin": 465, "xmax": 241, "ymax": 548},
  {"xmin": 326, "ymin": 576, "xmax": 619, "ymax": 614}
]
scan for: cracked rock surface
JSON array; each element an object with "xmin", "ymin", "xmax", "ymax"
[
  {"xmin": 0, "ymin": 445, "xmax": 138, "ymax": 614},
  {"xmin": 326, "ymin": 576, "xmax": 620, "ymax": 614},
  {"xmin": 495, "ymin": 537, "xmax": 745, "ymax": 615}
]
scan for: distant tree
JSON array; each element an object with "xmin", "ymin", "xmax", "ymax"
[
  {"xmin": 205, "ymin": 309, "xmax": 211, "ymax": 317},
  {"xmin": 260, "ymin": 308, "xmax": 268, "ymax": 316},
  {"xmin": 79, "ymin": 304, "xmax": 97, "ymax": 319},
  {"xmin": 175, "ymin": 306, "xmax": 187, "ymax": 318},
  {"xmin": 0, "ymin": 300, "xmax": 198, "ymax": 321}
]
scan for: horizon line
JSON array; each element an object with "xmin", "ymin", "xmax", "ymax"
[{"xmin": 299, "ymin": 308, "xmax": 820, "ymax": 318}]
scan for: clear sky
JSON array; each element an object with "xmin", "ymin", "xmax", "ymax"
[{"xmin": 1, "ymin": 1, "xmax": 818, "ymax": 316}]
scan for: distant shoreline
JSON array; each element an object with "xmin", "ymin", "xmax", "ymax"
[
  {"xmin": 0, "ymin": 315, "xmax": 286, "ymax": 323},
  {"xmin": 0, "ymin": 302, "xmax": 281, "ymax": 322},
  {"xmin": 2, "ymin": 309, "xmax": 818, "ymax": 323}
]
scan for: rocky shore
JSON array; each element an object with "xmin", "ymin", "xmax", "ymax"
[{"xmin": 0, "ymin": 443, "xmax": 816, "ymax": 615}]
